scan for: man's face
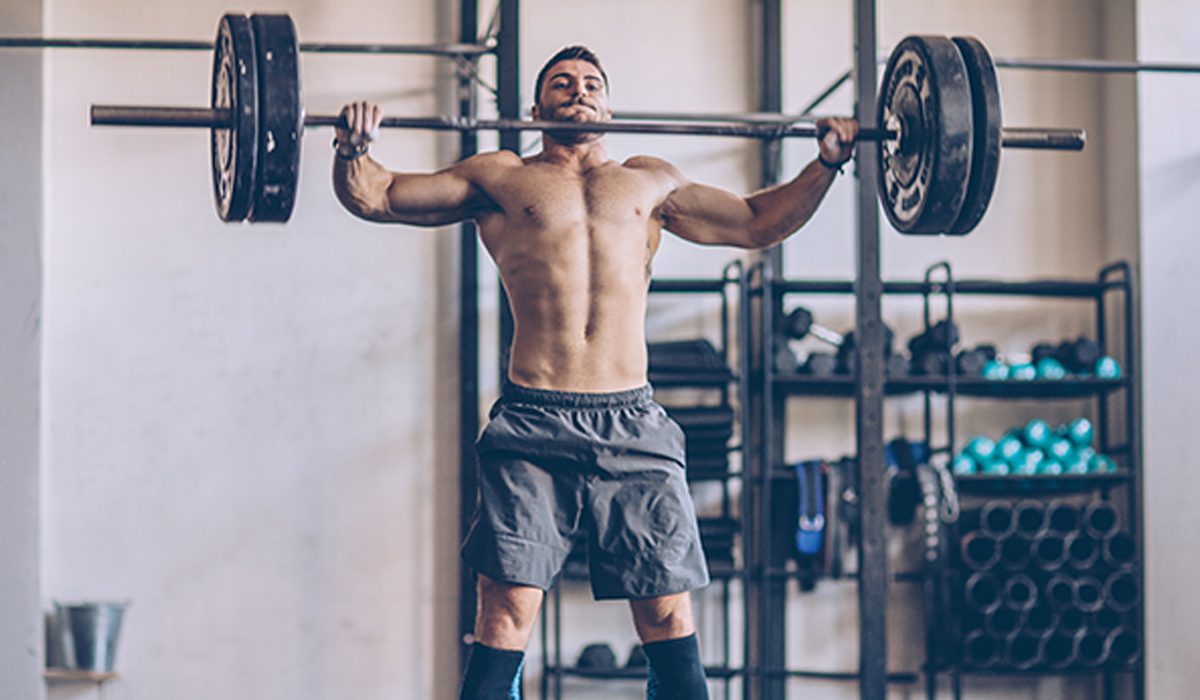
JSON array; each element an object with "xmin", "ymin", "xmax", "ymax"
[{"xmin": 533, "ymin": 59, "xmax": 612, "ymax": 128}]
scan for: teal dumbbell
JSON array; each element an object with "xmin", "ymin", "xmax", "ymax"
[
  {"xmin": 1047, "ymin": 437, "xmax": 1074, "ymax": 462},
  {"xmin": 963, "ymin": 436, "xmax": 997, "ymax": 465},
  {"xmin": 1036, "ymin": 358, "xmax": 1068, "ymax": 380},
  {"xmin": 1064, "ymin": 417, "xmax": 1094, "ymax": 448},
  {"xmin": 1008, "ymin": 362, "xmax": 1037, "ymax": 381},
  {"xmin": 981, "ymin": 457, "xmax": 1010, "ymax": 476},
  {"xmin": 982, "ymin": 359, "xmax": 1009, "ymax": 381},
  {"xmin": 1023, "ymin": 419, "xmax": 1054, "ymax": 449},
  {"xmin": 1095, "ymin": 356, "xmax": 1122, "ymax": 379},
  {"xmin": 1038, "ymin": 455, "xmax": 1065, "ymax": 475},
  {"xmin": 1088, "ymin": 453, "xmax": 1118, "ymax": 474},
  {"xmin": 996, "ymin": 434, "xmax": 1024, "ymax": 462},
  {"xmin": 952, "ymin": 453, "xmax": 977, "ymax": 475},
  {"xmin": 1011, "ymin": 450, "xmax": 1043, "ymax": 476},
  {"xmin": 1003, "ymin": 445, "xmax": 1027, "ymax": 470},
  {"xmin": 1062, "ymin": 451, "xmax": 1089, "ymax": 475}
]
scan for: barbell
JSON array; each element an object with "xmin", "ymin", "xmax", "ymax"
[{"xmin": 86, "ymin": 13, "xmax": 1086, "ymax": 231}]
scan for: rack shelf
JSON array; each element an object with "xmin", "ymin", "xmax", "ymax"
[
  {"xmin": 954, "ymin": 471, "xmax": 1132, "ymax": 495},
  {"xmin": 544, "ymin": 664, "xmax": 743, "ymax": 681},
  {"xmin": 771, "ymin": 374, "xmax": 1126, "ymax": 399}
]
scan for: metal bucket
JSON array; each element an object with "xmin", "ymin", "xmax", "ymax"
[{"xmin": 54, "ymin": 601, "xmax": 128, "ymax": 672}]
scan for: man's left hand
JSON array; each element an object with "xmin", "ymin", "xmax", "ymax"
[{"xmin": 816, "ymin": 117, "xmax": 859, "ymax": 166}]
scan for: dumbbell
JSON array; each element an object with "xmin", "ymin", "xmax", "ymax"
[
  {"xmin": 773, "ymin": 338, "xmax": 799, "ymax": 373},
  {"xmin": 981, "ymin": 358, "xmax": 1008, "ymax": 380},
  {"xmin": 952, "ymin": 453, "xmax": 977, "ymax": 475},
  {"xmin": 1035, "ymin": 357, "xmax": 1068, "ymax": 380},
  {"xmin": 801, "ymin": 351, "xmax": 838, "ymax": 377},
  {"xmin": 1060, "ymin": 417, "xmax": 1094, "ymax": 447},
  {"xmin": 1056, "ymin": 337, "xmax": 1102, "ymax": 373},
  {"xmin": 577, "ymin": 642, "xmax": 618, "ymax": 670},
  {"xmin": 1031, "ymin": 342, "xmax": 1057, "ymax": 364},
  {"xmin": 1095, "ymin": 355, "xmax": 1122, "ymax": 379},
  {"xmin": 1007, "ymin": 361, "xmax": 1037, "ymax": 381},
  {"xmin": 911, "ymin": 351, "xmax": 950, "ymax": 376},
  {"xmin": 781, "ymin": 306, "xmax": 844, "ymax": 347},
  {"xmin": 955, "ymin": 346, "xmax": 991, "ymax": 375},
  {"xmin": 908, "ymin": 320, "xmax": 960, "ymax": 353}
]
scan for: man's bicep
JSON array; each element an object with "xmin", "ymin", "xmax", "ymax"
[
  {"xmin": 384, "ymin": 164, "xmax": 490, "ymax": 223},
  {"xmin": 660, "ymin": 182, "xmax": 757, "ymax": 247}
]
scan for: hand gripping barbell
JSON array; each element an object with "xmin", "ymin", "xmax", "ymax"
[{"xmin": 88, "ymin": 13, "xmax": 1086, "ymax": 230}]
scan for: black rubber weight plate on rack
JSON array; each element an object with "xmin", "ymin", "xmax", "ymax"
[
  {"xmin": 249, "ymin": 13, "xmax": 303, "ymax": 223},
  {"xmin": 877, "ymin": 35, "xmax": 973, "ymax": 234},
  {"xmin": 210, "ymin": 13, "xmax": 257, "ymax": 222},
  {"xmin": 948, "ymin": 36, "xmax": 1002, "ymax": 235}
]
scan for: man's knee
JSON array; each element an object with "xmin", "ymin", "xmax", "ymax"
[
  {"xmin": 630, "ymin": 592, "xmax": 695, "ymax": 642},
  {"xmin": 475, "ymin": 575, "xmax": 543, "ymax": 649}
]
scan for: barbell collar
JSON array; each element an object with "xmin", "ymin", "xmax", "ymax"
[
  {"xmin": 1000, "ymin": 127, "xmax": 1086, "ymax": 151},
  {"xmin": 91, "ymin": 105, "xmax": 234, "ymax": 129}
]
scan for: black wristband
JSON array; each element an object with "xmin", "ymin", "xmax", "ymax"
[
  {"xmin": 817, "ymin": 153, "xmax": 846, "ymax": 174},
  {"xmin": 332, "ymin": 137, "xmax": 369, "ymax": 161}
]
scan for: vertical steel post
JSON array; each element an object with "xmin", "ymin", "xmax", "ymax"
[
  {"xmin": 852, "ymin": 1, "xmax": 887, "ymax": 698},
  {"xmin": 496, "ymin": 0, "xmax": 520, "ymax": 376},
  {"xmin": 749, "ymin": 1, "xmax": 785, "ymax": 697},
  {"xmin": 457, "ymin": 0, "xmax": 481, "ymax": 675}
]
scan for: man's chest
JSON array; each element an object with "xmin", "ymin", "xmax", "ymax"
[{"xmin": 481, "ymin": 165, "xmax": 666, "ymax": 230}]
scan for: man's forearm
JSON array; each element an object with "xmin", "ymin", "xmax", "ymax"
[
  {"xmin": 332, "ymin": 153, "xmax": 395, "ymax": 220},
  {"xmin": 745, "ymin": 157, "xmax": 841, "ymax": 248}
]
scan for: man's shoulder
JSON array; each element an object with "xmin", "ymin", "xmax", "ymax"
[
  {"xmin": 621, "ymin": 155, "xmax": 687, "ymax": 188},
  {"xmin": 622, "ymin": 154, "xmax": 674, "ymax": 172},
  {"xmin": 458, "ymin": 150, "xmax": 523, "ymax": 173},
  {"xmin": 451, "ymin": 148, "xmax": 523, "ymax": 178}
]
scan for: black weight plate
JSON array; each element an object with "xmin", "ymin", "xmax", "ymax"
[
  {"xmin": 248, "ymin": 14, "xmax": 303, "ymax": 223},
  {"xmin": 210, "ymin": 13, "xmax": 257, "ymax": 222},
  {"xmin": 878, "ymin": 35, "xmax": 973, "ymax": 234},
  {"xmin": 948, "ymin": 36, "xmax": 1002, "ymax": 235}
]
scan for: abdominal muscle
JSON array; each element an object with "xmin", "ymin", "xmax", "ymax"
[{"xmin": 482, "ymin": 221, "xmax": 658, "ymax": 394}]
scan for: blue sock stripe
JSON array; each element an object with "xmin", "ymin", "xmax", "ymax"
[
  {"xmin": 509, "ymin": 658, "xmax": 524, "ymax": 699},
  {"xmin": 646, "ymin": 664, "xmax": 659, "ymax": 700}
]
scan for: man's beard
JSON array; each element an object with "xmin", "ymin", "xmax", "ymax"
[{"xmin": 540, "ymin": 99, "xmax": 604, "ymax": 143}]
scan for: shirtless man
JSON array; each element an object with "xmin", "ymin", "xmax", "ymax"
[{"xmin": 334, "ymin": 46, "xmax": 857, "ymax": 700}]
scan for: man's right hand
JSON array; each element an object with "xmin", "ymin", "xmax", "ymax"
[{"xmin": 336, "ymin": 101, "xmax": 384, "ymax": 157}]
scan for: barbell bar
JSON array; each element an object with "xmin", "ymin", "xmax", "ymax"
[
  {"xmin": 89, "ymin": 104, "xmax": 1084, "ymax": 151},
  {"xmin": 0, "ymin": 36, "xmax": 493, "ymax": 57},
  {"xmin": 993, "ymin": 57, "xmax": 1200, "ymax": 74},
  {"xmin": 84, "ymin": 13, "xmax": 1087, "ymax": 232}
]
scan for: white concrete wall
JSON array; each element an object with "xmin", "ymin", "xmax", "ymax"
[
  {"xmin": 1136, "ymin": 1, "xmax": 1200, "ymax": 698},
  {"xmin": 38, "ymin": 1, "xmax": 461, "ymax": 698},
  {"xmin": 0, "ymin": 1, "xmax": 45, "ymax": 697}
]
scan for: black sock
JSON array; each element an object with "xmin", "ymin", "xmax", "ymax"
[
  {"xmin": 643, "ymin": 633, "xmax": 709, "ymax": 700},
  {"xmin": 458, "ymin": 642, "xmax": 524, "ymax": 700}
]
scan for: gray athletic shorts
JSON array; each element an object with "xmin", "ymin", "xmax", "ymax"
[{"xmin": 461, "ymin": 382, "xmax": 710, "ymax": 600}]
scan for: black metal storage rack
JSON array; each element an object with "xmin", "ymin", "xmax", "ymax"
[
  {"xmin": 752, "ymin": 260, "xmax": 1142, "ymax": 699},
  {"xmin": 538, "ymin": 264, "xmax": 753, "ymax": 700},
  {"xmin": 913, "ymin": 261, "xmax": 1143, "ymax": 700}
]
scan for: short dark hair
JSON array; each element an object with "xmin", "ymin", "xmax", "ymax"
[{"xmin": 534, "ymin": 45, "xmax": 609, "ymax": 102}]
